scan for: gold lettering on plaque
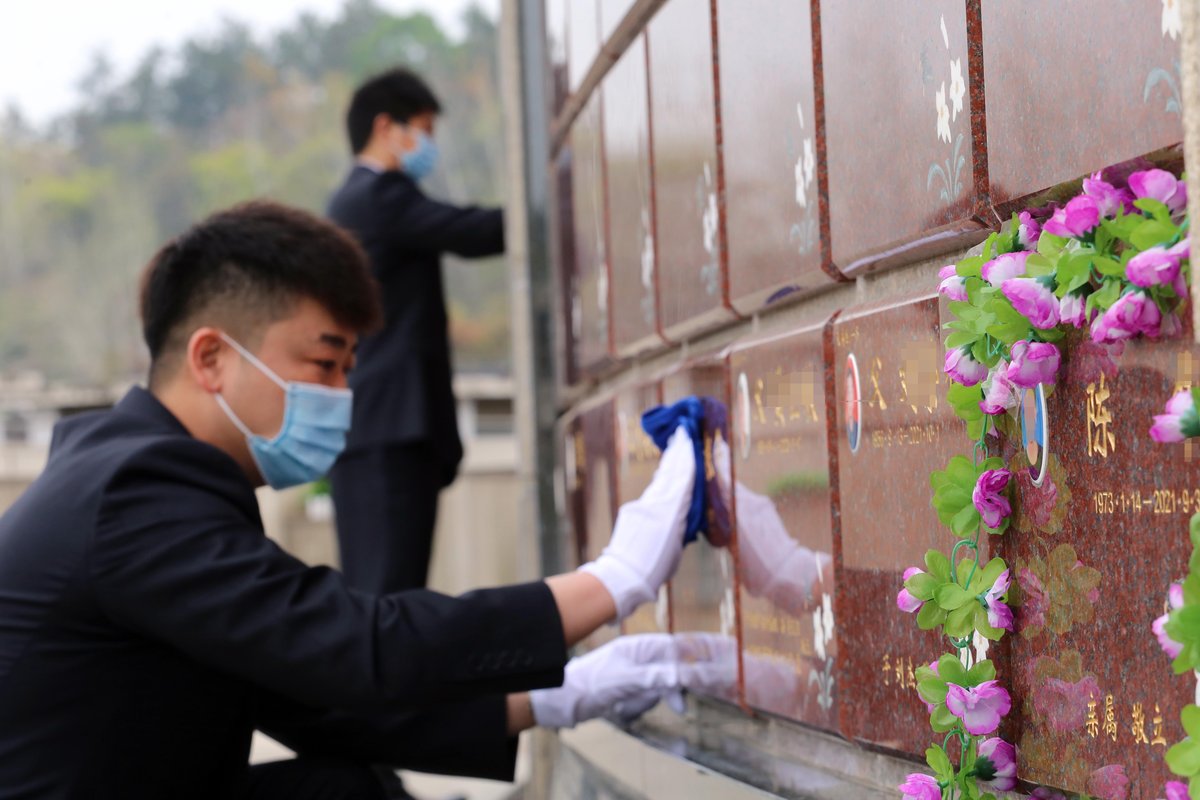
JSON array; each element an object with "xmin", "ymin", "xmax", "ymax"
[
  {"xmin": 1086, "ymin": 699, "xmax": 1100, "ymax": 738},
  {"xmin": 869, "ymin": 357, "xmax": 888, "ymax": 410},
  {"xmin": 754, "ymin": 378, "xmax": 767, "ymax": 425},
  {"xmin": 1131, "ymin": 703, "xmax": 1150, "ymax": 745},
  {"xmin": 1103, "ymin": 694, "xmax": 1118, "ymax": 742},
  {"xmin": 1152, "ymin": 703, "xmax": 1168, "ymax": 746},
  {"xmin": 881, "ymin": 653, "xmax": 891, "ymax": 686},
  {"xmin": 1087, "ymin": 374, "xmax": 1116, "ymax": 458}
]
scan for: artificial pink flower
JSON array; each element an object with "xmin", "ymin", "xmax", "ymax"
[
  {"xmin": 1164, "ymin": 780, "xmax": 1190, "ymax": 800},
  {"xmin": 898, "ymin": 773, "xmax": 941, "ymax": 800},
  {"xmin": 1059, "ymin": 291, "xmax": 1093, "ymax": 329},
  {"xmin": 1043, "ymin": 195, "xmax": 1101, "ymax": 238},
  {"xmin": 1152, "ymin": 581, "xmax": 1185, "ymax": 658},
  {"xmin": 1083, "ymin": 173, "xmax": 1134, "ymax": 217},
  {"xmin": 1003, "ymin": 277, "xmax": 1060, "ymax": 329},
  {"xmin": 973, "ymin": 469, "xmax": 1012, "ymax": 529},
  {"xmin": 897, "ymin": 567, "xmax": 925, "ymax": 613},
  {"xmin": 974, "ymin": 737, "xmax": 1017, "ymax": 792},
  {"xmin": 945, "ymin": 680, "xmax": 1011, "ymax": 736},
  {"xmin": 938, "ymin": 264, "xmax": 969, "ymax": 302},
  {"xmin": 1168, "ymin": 237, "xmax": 1191, "ymax": 262},
  {"xmin": 944, "ymin": 346, "xmax": 988, "ymax": 386},
  {"xmin": 1127, "ymin": 246, "xmax": 1182, "ymax": 288},
  {"xmin": 1130, "ymin": 168, "xmax": 1188, "ymax": 213},
  {"xmin": 1091, "ymin": 291, "xmax": 1162, "ymax": 343},
  {"xmin": 1150, "ymin": 390, "xmax": 1198, "ymax": 443},
  {"xmin": 1087, "ymin": 764, "xmax": 1130, "ymax": 800},
  {"xmin": 981, "ymin": 251, "xmax": 1029, "ymax": 286},
  {"xmin": 1007, "ymin": 340, "xmax": 1061, "ymax": 388},
  {"xmin": 1017, "ymin": 211, "xmax": 1041, "ymax": 248},
  {"xmin": 980, "ymin": 362, "xmax": 1019, "ymax": 415},
  {"xmin": 984, "ymin": 569, "xmax": 1013, "ymax": 631}
]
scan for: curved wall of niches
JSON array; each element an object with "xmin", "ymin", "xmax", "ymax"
[{"xmin": 545, "ymin": 1, "xmax": 1188, "ymax": 797}]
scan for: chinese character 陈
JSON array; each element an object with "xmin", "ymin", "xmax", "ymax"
[{"xmin": 1087, "ymin": 374, "xmax": 1116, "ymax": 458}]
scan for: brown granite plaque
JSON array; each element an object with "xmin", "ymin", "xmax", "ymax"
[
  {"xmin": 729, "ymin": 322, "xmax": 837, "ymax": 727},
  {"xmin": 716, "ymin": 0, "xmax": 836, "ymax": 312},
  {"xmin": 568, "ymin": 93, "xmax": 613, "ymax": 375},
  {"xmin": 982, "ymin": 2, "xmax": 1184, "ymax": 212},
  {"xmin": 647, "ymin": 0, "xmax": 738, "ymax": 339},
  {"xmin": 602, "ymin": 34, "xmax": 664, "ymax": 357},
  {"xmin": 1003, "ymin": 331, "xmax": 1195, "ymax": 798},
  {"xmin": 832, "ymin": 293, "xmax": 980, "ymax": 755},
  {"xmin": 614, "ymin": 380, "xmax": 670, "ymax": 636},
  {"xmin": 821, "ymin": 1, "xmax": 989, "ymax": 276}
]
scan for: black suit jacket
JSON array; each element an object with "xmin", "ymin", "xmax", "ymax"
[
  {"xmin": 0, "ymin": 388, "xmax": 565, "ymax": 799},
  {"xmin": 327, "ymin": 165, "xmax": 505, "ymax": 485}
]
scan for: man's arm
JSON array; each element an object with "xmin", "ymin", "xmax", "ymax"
[{"xmin": 379, "ymin": 177, "xmax": 504, "ymax": 258}]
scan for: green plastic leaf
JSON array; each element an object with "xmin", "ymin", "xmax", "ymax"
[
  {"xmin": 974, "ymin": 605, "xmax": 1004, "ymax": 640},
  {"xmin": 1132, "ymin": 218, "xmax": 1179, "ymax": 251},
  {"xmin": 1037, "ymin": 232, "xmax": 1067, "ymax": 257},
  {"xmin": 950, "ymin": 503, "xmax": 981, "ymax": 538},
  {"xmin": 1190, "ymin": 512, "xmax": 1200, "ymax": 551},
  {"xmin": 1183, "ymin": 705, "xmax": 1200, "ymax": 740},
  {"xmin": 1134, "ymin": 197, "xmax": 1172, "ymax": 223},
  {"xmin": 926, "ymin": 745, "xmax": 952, "ymax": 778},
  {"xmin": 937, "ymin": 653, "xmax": 969, "ymax": 685},
  {"xmin": 925, "ymin": 550, "xmax": 951, "ymax": 582},
  {"xmin": 966, "ymin": 659, "xmax": 996, "ymax": 684},
  {"xmin": 1089, "ymin": 279, "xmax": 1123, "ymax": 313},
  {"xmin": 976, "ymin": 557, "xmax": 1008, "ymax": 591},
  {"xmin": 957, "ymin": 256, "xmax": 986, "ymax": 279},
  {"xmin": 1184, "ymin": 573, "xmax": 1200, "ymax": 607},
  {"xmin": 935, "ymin": 583, "xmax": 974, "ymax": 610},
  {"xmin": 916, "ymin": 601, "xmax": 948, "ymax": 630},
  {"xmin": 1024, "ymin": 252, "xmax": 1054, "ymax": 277},
  {"xmin": 905, "ymin": 571, "xmax": 939, "ymax": 600},
  {"xmin": 944, "ymin": 331, "xmax": 979, "ymax": 350},
  {"xmin": 945, "ymin": 602, "xmax": 976, "ymax": 638},
  {"xmin": 1167, "ymin": 738, "xmax": 1200, "ymax": 777},
  {"xmin": 931, "ymin": 704, "xmax": 957, "ymax": 732},
  {"xmin": 918, "ymin": 678, "xmax": 949, "ymax": 707},
  {"xmin": 1092, "ymin": 255, "xmax": 1124, "ymax": 278},
  {"xmin": 946, "ymin": 381, "xmax": 985, "ymax": 439}
]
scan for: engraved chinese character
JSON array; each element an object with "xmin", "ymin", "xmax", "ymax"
[
  {"xmin": 754, "ymin": 378, "xmax": 767, "ymax": 425},
  {"xmin": 894, "ymin": 654, "xmax": 904, "ymax": 687},
  {"xmin": 1087, "ymin": 374, "xmax": 1116, "ymax": 458},
  {"xmin": 1152, "ymin": 703, "xmax": 1168, "ymax": 746},
  {"xmin": 869, "ymin": 357, "xmax": 888, "ymax": 410},
  {"xmin": 1104, "ymin": 694, "xmax": 1118, "ymax": 742},
  {"xmin": 1132, "ymin": 703, "xmax": 1150, "ymax": 745},
  {"xmin": 882, "ymin": 653, "xmax": 891, "ymax": 686},
  {"xmin": 1086, "ymin": 700, "xmax": 1100, "ymax": 738},
  {"xmin": 906, "ymin": 657, "xmax": 917, "ymax": 690}
]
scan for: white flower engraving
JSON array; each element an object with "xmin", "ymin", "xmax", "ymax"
[
  {"xmin": 812, "ymin": 592, "xmax": 835, "ymax": 662},
  {"xmin": 1163, "ymin": 0, "xmax": 1182, "ymax": 39},
  {"xmin": 940, "ymin": 14, "xmax": 949, "ymax": 49},
  {"xmin": 935, "ymin": 81, "xmax": 951, "ymax": 144},
  {"xmin": 948, "ymin": 58, "xmax": 965, "ymax": 121}
]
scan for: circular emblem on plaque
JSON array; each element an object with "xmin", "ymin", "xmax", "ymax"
[
  {"xmin": 1017, "ymin": 384, "xmax": 1049, "ymax": 487},
  {"xmin": 736, "ymin": 371, "xmax": 752, "ymax": 461},
  {"xmin": 845, "ymin": 354, "xmax": 862, "ymax": 454}
]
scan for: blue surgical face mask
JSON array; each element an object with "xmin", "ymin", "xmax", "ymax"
[
  {"xmin": 400, "ymin": 129, "xmax": 438, "ymax": 181},
  {"xmin": 214, "ymin": 334, "xmax": 353, "ymax": 490}
]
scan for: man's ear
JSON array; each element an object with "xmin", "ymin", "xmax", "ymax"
[
  {"xmin": 186, "ymin": 327, "xmax": 229, "ymax": 394},
  {"xmin": 372, "ymin": 112, "xmax": 395, "ymax": 143}
]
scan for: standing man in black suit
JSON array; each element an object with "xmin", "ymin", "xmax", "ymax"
[
  {"xmin": 0, "ymin": 201, "xmax": 707, "ymax": 799},
  {"xmin": 327, "ymin": 68, "xmax": 501, "ymax": 594}
]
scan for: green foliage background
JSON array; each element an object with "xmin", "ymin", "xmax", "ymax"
[{"xmin": 0, "ymin": 0, "xmax": 510, "ymax": 385}]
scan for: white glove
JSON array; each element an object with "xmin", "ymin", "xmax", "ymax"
[
  {"xmin": 530, "ymin": 634, "xmax": 707, "ymax": 729},
  {"xmin": 580, "ymin": 426, "xmax": 695, "ymax": 620},
  {"xmin": 672, "ymin": 633, "xmax": 798, "ymax": 709},
  {"xmin": 711, "ymin": 437, "xmax": 830, "ymax": 617}
]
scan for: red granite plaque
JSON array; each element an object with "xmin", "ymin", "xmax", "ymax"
[
  {"xmin": 832, "ymin": 293, "xmax": 980, "ymax": 755},
  {"xmin": 821, "ymin": 1, "xmax": 989, "ymax": 276},
  {"xmin": 646, "ymin": 0, "xmax": 738, "ymax": 339},
  {"xmin": 982, "ymin": 2, "xmax": 1184, "ymax": 212},
  {"xmin": 1003, "ymin": 331, "xmax": 1194, "ymax": 798},
  {"xmin": 729, "ymin": 321, "xmax": 837, "ymax": 727},
  {"xmin": 568, "ymin": 94, "xmax": 613, "ymax": 375},
  {"xmin": 716, "ymin": 0, "xmax": 836, "ymax": 312},
  {"xmin": 602, "ymin": 34, "xmax": 664, "ymax": 357},
  {"xmin": 614, "ymin": 380, "xmax": 670, "ymax": 636}
]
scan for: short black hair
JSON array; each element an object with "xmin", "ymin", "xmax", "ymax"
[
  {"xmin": 140, "ymin": 201, "xmax": 382, "ymax": 386},
  {"xmin": 346, "ymin": 67, "xmax": 442, "ymax": 154}
]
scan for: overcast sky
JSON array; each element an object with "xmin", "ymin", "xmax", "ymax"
[{"xmin": 0, "ymin": 0, "xmax": 500, "ymax": 123}]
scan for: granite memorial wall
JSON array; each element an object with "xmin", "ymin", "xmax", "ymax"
[{"xmin": 549, "ymin": 1, "xmax": 1187, "ymax": 797}]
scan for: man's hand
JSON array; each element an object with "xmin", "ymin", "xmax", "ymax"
[
  {"xmin": 528, "ymin": 633, "xmax": 718, "ymax": 729},
  {"xmin": 580, "ymin": 426, "xmax": 695, "ymax": 620}
]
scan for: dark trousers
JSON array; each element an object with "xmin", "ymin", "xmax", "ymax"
[
  {"xmin": 234, "ymin": 759, "xmax": 387, "ymax": 799},
  {"xmin": 331, "ymin": 443, "xmax": 443, "ymax": 593}
]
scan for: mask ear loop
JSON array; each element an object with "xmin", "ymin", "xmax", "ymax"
[{"xmin": 214, "ymin": 332, "xmax": 289, "ymax": 441}]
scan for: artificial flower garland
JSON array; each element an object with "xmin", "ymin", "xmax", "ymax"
[{"xmin": 897, "ymin": 164, "xmax": 1191, "ymax": 800}]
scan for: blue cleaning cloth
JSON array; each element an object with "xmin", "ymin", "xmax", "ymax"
[{"xmin": 640, "ymin": 397, "xmax": 705, "ymax": 544}]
